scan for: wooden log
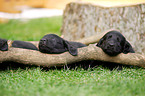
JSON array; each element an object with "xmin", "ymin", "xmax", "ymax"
[
  {"xmin": 61, "ymin": 1, "xmax": 145, "ymax": 55},
  {"xmin": 0, "ymin": 45, "xmax": 145, "ymax": 68}
]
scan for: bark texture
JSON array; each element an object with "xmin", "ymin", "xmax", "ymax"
[
  {"xmin": 61, "ymin": 2, "xmax": 145, "ymax": 55},
  {"xmin": 0, "ymin": 45, "xmax": 145, "ymax": 68}
]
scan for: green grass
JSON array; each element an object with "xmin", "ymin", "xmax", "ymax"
[
  {"xmin": 0, "ymin": 16, "xmax": 62, "ymax": 41},
  {"xmin": 0, "ymin": 16, "xmax": 145, "ymax": 96},
  {"xmin": 0, "ymin": 68, "xmax": 145, "ymax": 96}
]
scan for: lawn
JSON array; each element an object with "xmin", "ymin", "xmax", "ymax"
[
  {"xmin": 0, "ymin": 16, "xmax": 145, "ymax": 96},
  {"xmin": 0, "ymin": 16, "xmax": 62, "ymax": 41}
]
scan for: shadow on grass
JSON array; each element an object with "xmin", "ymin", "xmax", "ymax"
[
  {"xmin": 0, "ymin": 61, "xmax": 95, "ymax": 71},
  {"xmin": 0, "ymin": 60, "xmax": 140, "ymax": 72}
]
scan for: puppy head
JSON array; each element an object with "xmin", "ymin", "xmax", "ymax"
[
  {"xmin": 0, "ymin": 38, "xmax": 8, "ymax": 51},
  {"xmin": 97, "ymin": 31, "xmax": 134, "ymax": 56},
  {"xmin": 39, "ymin": 34, "xmax": 78, "ymax": 56}
]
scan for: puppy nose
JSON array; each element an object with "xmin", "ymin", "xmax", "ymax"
[
  {"xmin": 40, "ymin": 39, "xmax": 47, "ymax": 45},
  {"xmin": 109, "ymin": 42, "xmax": 114, "ymax": 46}
]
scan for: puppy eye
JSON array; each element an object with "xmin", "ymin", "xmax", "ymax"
[
  {"xmin": 40, "ymin": 39, "xmax": 46, "ymax": 41},
  {"xmin": 108, "ymin": 35, "xmax": 112, "ymax": 38},
  {"xmin": 117, "ymin": 37, "xmax": 120, "ymax": 42}
]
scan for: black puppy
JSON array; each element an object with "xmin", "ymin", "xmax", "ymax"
[
  {"xmin": 39, "ymin": 34, "xmax": 86, "ymax": 56},
  {"xmin": 0, "ymin": 38, "xmax": 8, "ymax": 51},
  {"xmin": 12, "ymin": 40, "xmax": 38, "ymax": 50},
  {"xmin": 97, "ymin": 31, "xmax": 135, "ymax": 56},
  {"xmin": 96, "ymin": 31, "xmax": 135, "ymax": 70},
  {"xmin": 0, "ymin": 38, "xmax": 38, "ymax": 51}
]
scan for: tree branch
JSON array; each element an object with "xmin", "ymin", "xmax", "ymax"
[{"xmin": 0, "ymin": 45, "xmax": 145, "ymax": 68}]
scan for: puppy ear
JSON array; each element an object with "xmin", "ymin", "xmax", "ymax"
[
  {"xmin": 123, "ymin": 41, "xmax": 135, "ymax": 54},
  {"xmin": 0, "ymin": 39, "xmax": 8, "ymax": 51},
  {"xmin": 63, "ymin": 40, "xmax": 78, "ymax": 56},
  {"xmin": 96, "ymin": 38, "xmax": 104, "ymax": 47}
]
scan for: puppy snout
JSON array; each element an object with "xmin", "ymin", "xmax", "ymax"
[
  {"xmin": 40, "ymin": 39, "xmax": 47, "ymax": 45},
  {"xmin": 108, "ymin": 41, "xmax": 114, "ymax": 46}
]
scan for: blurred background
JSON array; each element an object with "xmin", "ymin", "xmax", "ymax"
[
  {"xmin": 0, "ymin": 0, "xmax": 145, "ymax": 52},
  {"xmin": 0, "ymin": 0, "xmax": 72, "ymax": 41},
  {"xmin": 0, "ymin": 0, "xmax": 145, "ymax": 19}
]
